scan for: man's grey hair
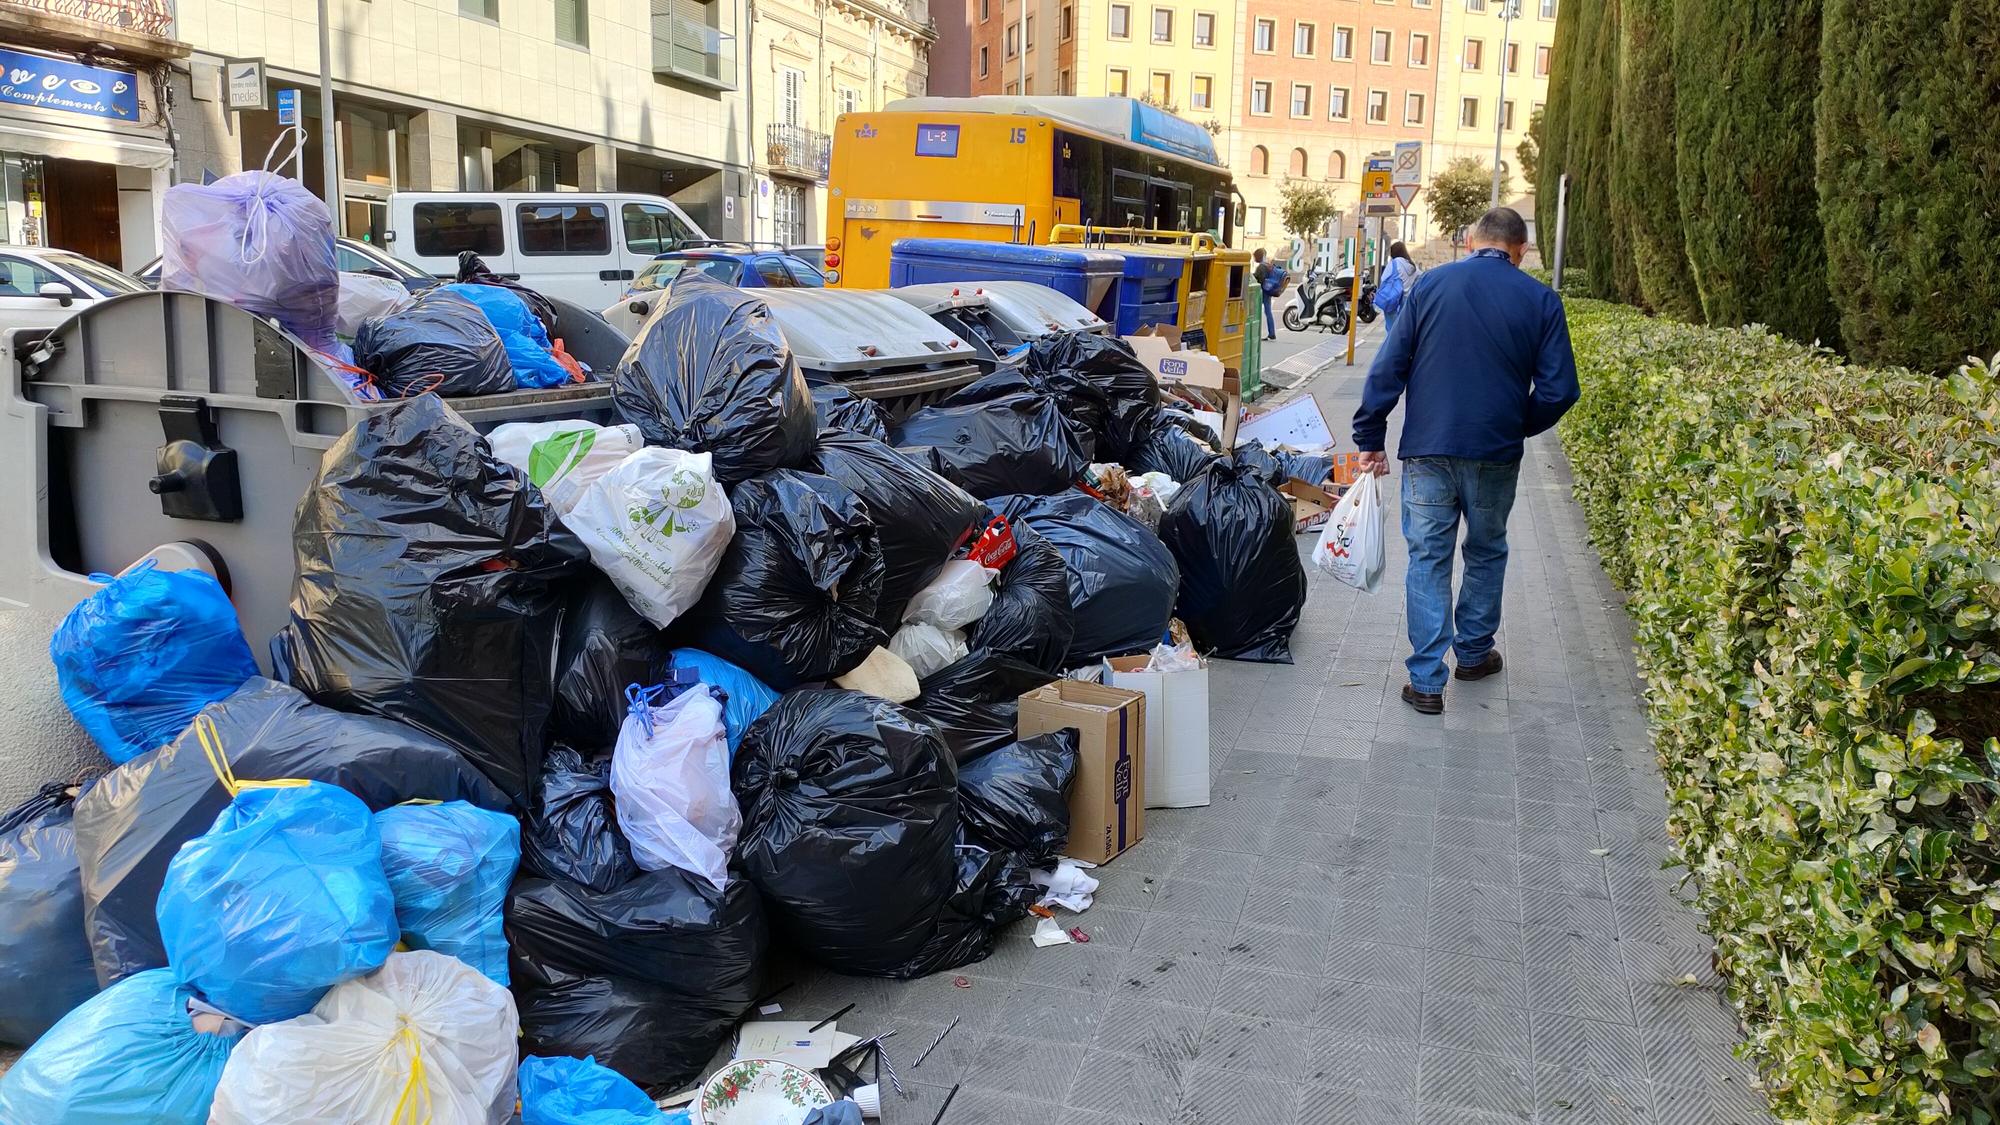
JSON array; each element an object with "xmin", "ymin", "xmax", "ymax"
[{"xmin": 1470, "ymin": 207, "xmax": 1529, "ymax": 247}]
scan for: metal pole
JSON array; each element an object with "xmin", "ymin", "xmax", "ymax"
[
  {"xmin": 1551, "ymin": 171, "xmax": 1570, "ymax": 290},
  {"xmin": 1491, "ymin": 1, "xmax": 1514, "ymax": 207},
  {"xmin": 1345, "ymin": 218, "xmax": 1363, "ymax": 367},
  {"xmin": 1018, "ymin": 0, "xmax": 1027, "ymax": 92},
  {"xmin": 317, "ymin": 0, "xmax": 340, "ymax": 234}
]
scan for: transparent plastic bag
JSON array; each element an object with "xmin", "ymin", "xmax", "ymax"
[
  {"xmin": 566, "ymin": 448, "xmax": 736, "ymax": 629},
  {"xmin": 902, "ymin": 559, "xmax": 998, "ymax": 630},
  {"xmin": 160, "ymin": 169, "xmax": 342, "ymax": 358},
  {"xmin": 888, "ymin": 621, "xmax": 968, "ymax": 680},
  {"xmin": 335, "ymin": 273, "xmax": 412, "ymax": 338},
  {"xmin": 1312, "ymin": 472, "xmax": 1385, "ymax": 594},
  {"xmin": 610, "ymin": 686, "xmax": 738, "ymax": 891}
]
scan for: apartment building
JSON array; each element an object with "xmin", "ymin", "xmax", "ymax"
[
  {"xmin": 968, "ymin": 0, "xmax": 1234, "ymax": 134},
  {"xmin": 1433, "ymin": 0, "xmax": 1555, "ymax": 208}
]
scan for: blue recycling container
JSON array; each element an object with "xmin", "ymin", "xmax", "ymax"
[
  {"xmin": 1107, "ymin": 251, "xmax": 1185, "ymax": 336},
  {"xmin": 889, "ymin": 239, "xmax": 1125, "ymax": 322}
]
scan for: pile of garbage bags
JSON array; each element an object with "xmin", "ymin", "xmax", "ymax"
[
  {"xmin": 992, "ymin": 490, "xmax": 1180, "ymax": 667},
  {"xmin": 0, "ymin": 781, "xmax": 99, "ymax": 1047},
  {"xmin": 355, "ymin": 287, "xmax": 518, "ymax": 398}
]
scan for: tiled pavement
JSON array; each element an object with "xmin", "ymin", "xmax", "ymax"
[{"xmin": 772, "ymin": 362, "xmax": 1775, "ymax": 1124}]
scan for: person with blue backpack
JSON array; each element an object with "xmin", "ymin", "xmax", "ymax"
[
  {"xmin": 1375, "ymin": 241, "xmax": 1418, "ymax": 332},
  {"xmin": 1252, "ymin": 248, "xmax": 1288, "ymax": 340}
]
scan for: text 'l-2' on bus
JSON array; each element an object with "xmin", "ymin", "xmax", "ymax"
[{"xmin": 823, "ymin": 95, "xmax": 1242, "ymax": 288}]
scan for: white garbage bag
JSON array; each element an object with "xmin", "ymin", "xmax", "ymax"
[
  {"xmin": 901, "ymin": 559, "xmax": 998, "ymax": 630},
  {"xmin": 566, "ymin": 448, "xmax": 735, "ymax": 628},
  {"xmin": 487, "ymin": 420, "xmax": 646, "ymax": 516},
  {"xmin": 209, "ymin": 949, "xmax": 519, "ymax": 1125},
  {"xmin": 1312, "ymin": 472, "xmax": 1385, "ymax": 594},
  {"xmin": 334, "ymin": 273, "xmax": 415, "ymax": 338},
  {"xmin": 832, "ymin": 645, "xmax": 921, "ymax": 703},
  {"xmin": 889, "ymin": 621, "xmax": 968, "ymax": 679},
  {"xmin": 610, "ymin": 685, "xmax": 738, "ymax": 892}
]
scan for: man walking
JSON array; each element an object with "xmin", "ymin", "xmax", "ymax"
[{"xmin": 1351, "ymin": 208, "xmax": 1580, "ymax": 714}]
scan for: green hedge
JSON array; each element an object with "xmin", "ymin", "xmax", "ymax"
[{"xmin": 1559, "ymin": 300, "xmax": 2000, "ymax": 1122}]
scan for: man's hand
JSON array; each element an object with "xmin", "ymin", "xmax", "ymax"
[{"xmin": 1357, "ymin": 450, "xmax": 1391, "ymax": 477}]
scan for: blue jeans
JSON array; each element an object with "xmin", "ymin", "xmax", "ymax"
[
  {"xmin": 1262, "ymin": 292, "xmax": 1277, "ymax": 337},
  {"xmin": 1401, "ymin": 457, "xmax": 1521, "ymax": 693}
]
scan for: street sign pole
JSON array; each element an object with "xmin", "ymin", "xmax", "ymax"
[
  {"xmin": 1551, "ymin": 171, "xmax": 1571, "ymax": 291},
  {"xmin": 317, "ymin": 0, "xmax": 341, "ymax": 235}
]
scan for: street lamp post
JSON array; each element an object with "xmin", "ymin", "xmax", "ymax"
[
  {"xmin": 317, "ymin": 0, "xmax": 340, "ymax": 234},
  {"xmin": 1490, "ymin": 0, "xmax": 1518, "ymax": 207}
]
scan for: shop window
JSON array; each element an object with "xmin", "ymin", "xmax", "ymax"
[
  {"xmin": 517, "ymin": 202, "xmax": 611, "ymax": 254},
  {"xmin": 413, "ymin": 201, "xmax": 503, "ymax": 257}
]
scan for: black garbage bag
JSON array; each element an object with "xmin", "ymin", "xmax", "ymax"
[
  {"xmin": 73, "ymin": 677, "xmax": 509, "ymax": 987},
  {"xmin": 732, "ymin": 690, "xmax": 959, "ymax": 976},
  {"xmin": 271, "ymin": 395, "xmax": 588, "ymax": 806},
  {"xmin": 966, "ymin": 519, "xmax": 1074, "ymax": 674},
  {"xmin": 1159, "ymin": 457, "xmax": 1308, "ymax": 663},
  {"xmin": 956, "ymin": 732, "xmax": 1078, "ymax": 865},
  {"xmin": 522, "ymin": 746, "xmax": 638, "ymax": 894},
  {"xmin": 1022, "ymin": 333, "xmax": 1161, "ymax": 459},
  {"xmin": 1158, "ymin": 408, "xmax": 1223, "ymax": 448},
  {"xmin": 1231, "ymin": 440, "xmax": 1287, "ymax": 487},
  {"xmin": 457, "ymin": 250, "xmax": 559, "ymax": 338},
  {"xmin": 684, "ymin": 470, "xmax": 886, "ymax": 690},
  {"xmin": 549, "ymin": 576, "xmax": 676, "ymax": 751},
  {"xmin": 944, "ymin": 365, "xmax": 1110, "ymax": 462},
  {"xmin": 507, "ymin": 866, "xmax": 766, "ymax": 1090},
  {"xmin": 807, "ymin": 432, "xmax": 983, "ymax": 627},
  {"xmin": 891, "ymin": 393, "xmax": 1084, "ymax": 499},
  {"xmin": 992, "ymin": 491, "xmax": 1180, "ymax": 666},
  {"xmin": 0, "ymin": 780, "xmax": 100, "ymax": 1046},
  {"xmin": 888, "ymin": 843, "xmax": 1036, "ymax": 978},
  {"xmin": 1128, "ymin": 408, "xmax": 1223, "ymax": 484},
  {"xmin": 810, "ymin": 384, "xmax": 890, "ymax": 442},
  {"xmin": 612, "ymin": 273, "xmax": 816, "ymax": 485},
  {"xmin": 1274, "ymin": 448, "xmax": 1335, "ymax": 486},
  {"xmin": 354, "ymin": 288, "xmax": 516, "ymax": 398},
  {"xmin": 911, "ymin": 650, "xmax": 1056, "ymax": 763}
]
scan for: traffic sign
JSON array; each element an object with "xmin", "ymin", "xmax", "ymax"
[
  {"xmin": 1393, "ymin": 183, "xmax": 1421, "ymax": 209},
  {"xmin": 275, "ymin": 87, "xmax": 299, "ymax": 126},
  {"xmin": 1392, "ymin": 140, "xmax": 1423, "ymax": 188},
  {"xmin": 1363, "ymin": 195, "xmax": 1400, "ymax": 217}
]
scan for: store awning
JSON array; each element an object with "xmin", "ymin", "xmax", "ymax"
[{"xmin": 0, "ymin": 113, "xmax": 173, "ymax": 170}]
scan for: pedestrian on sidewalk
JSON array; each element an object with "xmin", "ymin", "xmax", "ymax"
[
  {"xmin": 1350, "ymin": 207, "xmax": 1580, "ymax": 715},
  {"xmin": 1377, "ymin": 241, "xmax": 1417, "ymax": 335},
  {"xmin": 1252, "ymin": 248, "xmax": 1285, "ymax": 341}
]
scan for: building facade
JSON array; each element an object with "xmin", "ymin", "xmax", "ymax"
[
  {"xmin": 746, "ymin": 0, "xmax": 933, "ymax": 248},
  {"xmin": 1433, "ymin": 0, "xmax": 1553, "ymax": 211},
  {"xmin": 968, "ymin": 0, "xmax": 1234, "ymax": 137}
]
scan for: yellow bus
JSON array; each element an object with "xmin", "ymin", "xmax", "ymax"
[{"xmin": 823, "ymin": 96, "xmax": 1240, "ymax": 289}]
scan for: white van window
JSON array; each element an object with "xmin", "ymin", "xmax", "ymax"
[
  {"xmin": 622, "ymin": 203, "xmax": 694, "ymax": 254},
  {"xmin": 413, "ymin": 202, "xmax": 505, "ymax": 257},
  {"xmin": 518, "ymin": 202, "xmax": 612, "ymax": 255}
]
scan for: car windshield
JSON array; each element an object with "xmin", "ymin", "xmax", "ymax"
[
  {"xmin": 631, "ymin": 256, "xmax": 741, "ymax": 292},
  {"xmin": 45, "ymin": 252, "xmax": 144, "ymax": 296}
]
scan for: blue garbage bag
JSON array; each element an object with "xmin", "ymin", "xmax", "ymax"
[
  {"xmin": 0, "ymin": 780, "xmax": 100, "ymax": 1045},
  {"xmin": 0, "ymin": 968, "xmax": 244, "ymax": 1124},
  {"xmin": 447, "ymin": 282, "xmax": 574, "ymax": 388},
  {"xmin": 669, "ymin": 648, "xmax": 778, "ymax": 757},
  {"xmin": 51, "ymin": 563, "xmax": 260, "ymax": 765},
  {"xmin": 160, "ymin": 170, "xmax": 346, "ymax": 361},
  {"xmin": 376, "ymin": 801, "xmax": 520, "ymax": 985},
  {"xmin": 155, "ymin": 781, "xmax": 397, "ymax": 1024},
  {"xmin": 519, "ymin": 1054, "xmax": 664, "ymax": 1125}
]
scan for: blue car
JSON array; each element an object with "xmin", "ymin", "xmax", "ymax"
[{"xmin": 604, "ymin": 244, "xmax": 825, "ymax": 333}]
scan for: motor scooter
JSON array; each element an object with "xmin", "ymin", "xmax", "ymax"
[{"xmin": 1282, "ymin": 266, "xmax": 1378, "ymax": 334}]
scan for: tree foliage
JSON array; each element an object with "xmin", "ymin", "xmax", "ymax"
[
  {"xmin": 1275, "ymin": 178, "xmax": 1340, "ymax": 243},
  {"xmin": 1425, "ymin": 156, "xmax": 1496, "ymax": 245},
  {"xmin": 1517, "ymin": 107, "xmax": 1542, "ymax": 187},
  {"xmin": 1567, "ymin": 0, "xmax": 1638, "ymax": 303},
  {"xmin": 1817, "ymin": 0, "xmax": 2000, "ymax": 371},
  {"xmin": 1610, "ymin": 0, "xmax": 1700, "ymax": 319},
  {"xmin": 1673, "ymin": 0, "xmax": 1839, "ymax": 345},
  {"xmin": 1534, "ymin": 0, "xmax": 1584, "ymax": 261}
]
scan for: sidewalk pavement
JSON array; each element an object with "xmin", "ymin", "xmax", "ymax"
[{"xmin": 783, "ymin": 354, "xmax": 1774, "ymax": 1124}]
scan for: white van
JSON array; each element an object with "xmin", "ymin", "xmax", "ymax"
[{"xmin": 385, "ymin": 192, "xmax": 708, "ymax": 307}]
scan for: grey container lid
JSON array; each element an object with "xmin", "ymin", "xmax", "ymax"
[{"xmin": 756, "ymin": 287, "xmax": 978, "ymax": 374}]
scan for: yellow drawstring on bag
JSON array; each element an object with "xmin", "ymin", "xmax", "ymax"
[
  {"xmin": 390, "ymin": 1023, "xmax": 433, "ymax": 1125},
  {"xmin": 194, "ymin": 714, "xmax": 310, "ymax": 796}
]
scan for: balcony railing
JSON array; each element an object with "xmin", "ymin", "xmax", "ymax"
[
  {"xmin": 765, "ymin": 123, "xmax": 830, "ymax": 181},
  {"xmin": 0, "ymin": 0, "xmax": 186, "ymax": 58},
  {"xmin": 651, "ymin": 4, "xmax": 736, "ymax": 90}
]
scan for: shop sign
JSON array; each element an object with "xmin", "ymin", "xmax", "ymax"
[{"xmin": 0, "ymin": 48, "xmax": 139, "ymax": 121}]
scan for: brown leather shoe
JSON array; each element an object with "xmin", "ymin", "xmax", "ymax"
[
  {"xmin": 1454, "ymin": 652, "xmax": 1504, "ymax": 681},
  {"xmin": 1401, "ymin": 684, "xmax": 1444, "ymax": 715}
]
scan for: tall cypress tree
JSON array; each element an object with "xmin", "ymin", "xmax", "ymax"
[
  {"xmin": 1612, "ymin": 0, "xmax": 1701, "ymax": 319},
  {"xmin": 1535, "ymin": 0, "xmax": 1584, "ymax": 264},
  {"xmin": 1673, "ymin": 0, "xmax": 1839, "ymax": 345},
  {"xmin": 1818, "ymin": 0, "xmax": 2000, "ymax": 370},
  {"xmin": 1566, "ymin": 0, "xmax": 1627, "ymax": 301}
]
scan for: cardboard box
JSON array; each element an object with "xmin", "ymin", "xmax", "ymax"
[
  {"xmin": 1124, "ymin": 332, "xmax": 1227, "ymax": 391},
  {"xmin": 1279, "ymin": 479, "xmax": 1340, "ymax": 534},
  {"xmin": 1017, "ymin": 681, "xmax": 1146, "ymax": 863},
  {"xmin": 1104, "ymin": 656, "xmax": 1211, "ymax": 809}
]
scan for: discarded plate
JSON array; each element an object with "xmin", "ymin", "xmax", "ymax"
[{"xmin": 696, "ymin": 1059, "xmax": 832, "ymax": 1125}]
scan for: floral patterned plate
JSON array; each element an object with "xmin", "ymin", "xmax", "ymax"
[{"xmin": 695, "ymin": 1058, "xmax": 834, "ymax": 1125}]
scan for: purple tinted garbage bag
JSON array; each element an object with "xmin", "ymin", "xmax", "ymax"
[{"xmin": 160, "ymin": 171, "xmax": 344, "ymax": 360}]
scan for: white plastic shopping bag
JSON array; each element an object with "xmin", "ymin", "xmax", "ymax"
[
  {"xmin": 209, "ymin": 950, "xmax": 519, "ymax": 1125},
  {"xmin": 1313, "ymin": 473, "xmax": 1385, "ymax": 594},
  {"xmin": 902, "ymin": 560, "xmax": 998, "ymax": 629},
  {"xmin": 487, "ymin": 420, "xmax": 646, "ymax": 515},
  {"xmin": 566, "ymin": 448, "xmax": 735, "ymax": 628},
  {"xmin": 610, "ymin": 685, "xmax": 739, "ymax": 891},
  {"xmin": 334, "ymin": 273, "xmax": 413, "ymax": 338},
  {"xmin": 889, "ymin": 621, "xmax": 969, "ymax": 679}
]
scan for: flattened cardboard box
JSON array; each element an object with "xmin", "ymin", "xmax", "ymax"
[
  {"xmin": 1105, "ymin": 655, "xmax": 1211, "ymax": 809},
  {"xmin": 1016, "ymin": 680, "xmax": 1146, "ymax": 864}
]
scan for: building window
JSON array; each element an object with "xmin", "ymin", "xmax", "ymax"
[
  {"xmin": 1023, "ymin": 75, "xmax": 1034, "ymax": 93},
  {"xmin": 1409, "ymin": 31, "xmax": 1429, "ymax": 65},
  {"xmin": 1536, "ymin": 44, "xmax": 1550, "ymax": 76},
  {"xmin": 780, "ymin": 65, "xmax": 804, "ymax": 126},
  {"xmin": 1249, "ymin": 145, "xmax": 1269, "ymax": 175},
  {"xmin": 773, "ymin": 183, "xmax": 806, "ymax": 246},
  {"xmin": 1151, "ymin": 7, "xmax": 1172, "ymax": 42},
  {"xmin": 1501, "ymin": 99, "xmax": 1515, "ymax": 130},
  {"xmin": 839, "ymin": 87, "xmax": 860, "ymax": 115},
  {"xmin": 1328, "ymin": 150, "xmax": 1346, "ymax": 179},
  {"xmin": 1194, "ymin": 11, "xmax": 1215, "ymax": 46},
  {"xmin": 1460, "ymin": 97, "xmax": 1479, "ymax": 128},
  {"xmin": 1333, "ymin": 25, "xmax": 1353, "ymax": 59},
  {"xmin": 1328, "ymin": 85, "xmax": 1350, "ymax": 120},
  {"xmin": 1025, "ymin": 14, "xmax": 1035, "ymax": 48},
  {"xmin": 1253, "ymin": 17, "xmax": 1275, "ymax": 52},
  {"xmin": 1245, "ymin": 205, "xmax": 1265, "ymax": 237},
  {"xmin": 1108, "ymin": 3, "xmax": 1130, "ymax": 39},
  {"xmin": 1107, "ymin": 66, "xmax": 1129, "ymax": 95},
  {"xmin": 1366, "ymin": 88, "xmax": 1388, "ymax": 123},
  {"xmin": 1005, "ymin": 24, "xmax": 1018, "ymax": 57},
  {"xmin": 1250, "ymin": 80, "xmax": 1272, "ymax": 115},
  {"xmin": 1405, "ymin": 92, "xmax": 1426, "ymax": 124},
  {"xmin": 1059, "ymin": 68, "xmax": 1072, "ymax": 93},
  {"xmin": 1061, "ymin": 4, "xmax": 1073, "ymax": 39},
  {"xmin": 1540, "ymin": 0, "xmax": 1556, "ymax": 17},
  {"xmin": 555, "ymin": 0, "xmax": 587, "ymax": 44},
  {"xmin": 1506, "ymin": 40, "xmax": 1520, "ymax": 73},
  {"xmin": 460, "ymin": 0, "xmax": 497, "ymax": 19},
  {"xmin": 978, "ymin": 0, "xmax": 988, "ymax": 19},
  {"xmin": 1005, "ymin": 80, "xmax": 1019, "ymax": 94},
  {"xmin": 1370, "ymin": 28, "xmax": 1392, "ymax": 63},
  {"xmin": 1288, "ymin": 147, "xmax": 1308, "ymax": 177},
  {"xmin": 1191, "ymin": 74, "xmax": 1213, "ymax": 109},
  {"xmin": 1290, "ymin": 83, "xmax": 1311, "ymax": 117},
  {"xmin": 1149, "ymin": 70, "xmax": 1172, "ymax": 102},
  {"xmin": 1465, "ymin": 0, "xmax": 1484, "ymax": 10},
  {"xmin": 1412, "ymin": 0, "xmax": 1430, "ymax": 6},
  {"xmin": 1464, "ymin": 37, "xmax": 1484, "ymax": 70},
  {"xmin": 1293, "ymin": 21, "xmax": 1314, "ymax": 56},
  {"xmin": 978, "ymin": 46, "xmax": 989, "ymax": 75}
]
